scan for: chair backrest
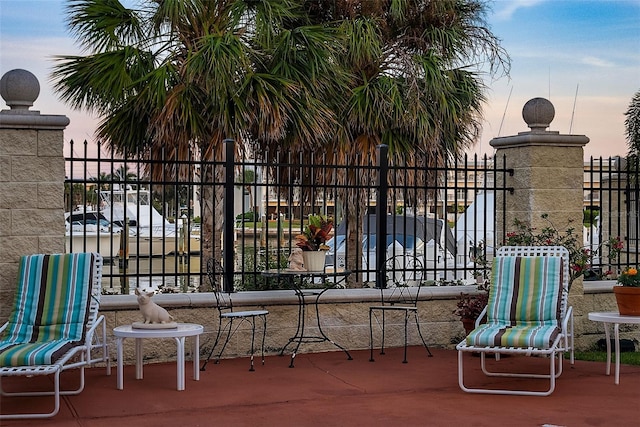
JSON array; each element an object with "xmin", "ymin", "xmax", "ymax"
[
  {"xmin": 2, "ymin": 253, "xmax": 101, "ymax": 344},
  {"xmin": 487, "ymin": 246, "xmax": 568, "ymax": 326},
  {"xmin": 378, "ymin": 254, "xmax": 425, "ymax": 307},
  {"xmin": 385, "ymin": 254, "xmax": 424, "ymax": 287},
  {"xmin": 206, "ymin": 258, "xmax": 232, "ymax": 311}
]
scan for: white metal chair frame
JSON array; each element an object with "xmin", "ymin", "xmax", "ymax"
[
  {"xmin": 456, "ymin": 246, "xmax": 575, "ymax": 396},
  {"xmin": 200, "ymin": 259, "xmax": 268, "ymax": 372},
  {"xmin": 0, "ymin": 253, "xmax": 110, "ymax": 419},
  {"xmin": 369, "ymin": 255, "xmax": 433, "ymax": 364}
]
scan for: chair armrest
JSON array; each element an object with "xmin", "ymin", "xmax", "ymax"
[
  {"xmin": 561, "ymin": 306, "xmax": 573, "ymax": 330},
  {"xmin": 475, "ymin": 307, "xmax": 488, "ymax": 328},
  {"xmin": 85, "ymin": 314, "xmax": 105, "ymax": 341},
  {"xmin": 561, "ymin": 305, "xmax": 573, "ymax": 347},
  {"xmin": 85, "ymin": 315, "xmax": 106, "ymax": 358}
]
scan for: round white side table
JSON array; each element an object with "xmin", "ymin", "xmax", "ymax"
[
  {"xmin": 113, "ymin": 323, "xmax": 203, "ymax": 391},
  {"xmin": 587, "ymin": 311, "xmax": 640, "ymax": 385}
]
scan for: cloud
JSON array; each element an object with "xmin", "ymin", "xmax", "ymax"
[
  {"xmin": 581, "ymin": 56, "xmax": 615, "ymax": 68},
  {"xmin": 494, "ymin": 0, "xmax": 547, "ymax": 21}
]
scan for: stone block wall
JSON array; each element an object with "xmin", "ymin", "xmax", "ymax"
[{"xmin": 98, "ymin": 288, "xmax": 469, "ymax": 366}]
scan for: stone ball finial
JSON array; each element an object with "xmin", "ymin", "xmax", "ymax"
[
  {"xmin": 0, "ymin": 69, "xmax": 40, "ymax": 110},
  {"xmin": 522, "ymin": 97, "xmax": 554, "ymax": 132}
]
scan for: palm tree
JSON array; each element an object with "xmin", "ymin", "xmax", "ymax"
[
  {"xmin": 51, "ymin": 0, "xmax": 342, "ymax": 267},
  {"xmin": 263, "ymin": 0, "xmax": 510, "ymax": 283},
  {"xmin": 625, "ymin": 90, "xmax": 640, "ymax": 157},
  {"xmin": 624, "ymin": 90, "xmax": 640, "ymax": 220},
  {"xmin": 113, "ymin": 166, "xmax": 138, "ymax": 185},
  {"xmin": 92, "ymin": 172, "xmax": 112, "ymax": 191}
]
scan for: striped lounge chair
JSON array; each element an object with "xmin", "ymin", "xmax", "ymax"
[
  {"xmin": 0, "ymin": 253, "xmax": 110, "ymax": 419},
  {"xmin": 456, "ymin": 246, "xmax": 574, "ymax": 396}
]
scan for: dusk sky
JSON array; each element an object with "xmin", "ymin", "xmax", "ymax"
[{"xmin": 1, "ymin": 0, "xmax": 639, "ymax": 160}]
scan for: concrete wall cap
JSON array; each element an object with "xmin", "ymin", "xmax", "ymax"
[{"xmin": 490, "ymin": 132, "xmax": 589, "ymax": 148}]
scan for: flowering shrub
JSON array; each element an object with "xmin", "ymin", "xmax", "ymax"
[
  {"xmin": 618, "ymin": 267, "xmax": 640, "ymax": 287},
  {"xmin": 505, "ymin": 214, "xmax": 623, "ymax": 286}
]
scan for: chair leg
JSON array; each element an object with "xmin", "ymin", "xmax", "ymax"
[
  {"xmin": 413, "ymin": 312, "xmax": 433, "ymax": 357},
  {"xmin": 380, "ymin": 310, "xmax": 386, "ymax": 355},
  {"xmin": 246, "ymin": 314, "xmax": 268, "ymax": 371},
  {"xmin": 260, "ymin": 314, "xmax": 267, "ymax": 366},
  {"xmin": 201, "ymin": 316, "xmax": 228, "ymax": 371},
  {"xmin": 369, "ymin": 308, "xmax": 375, "ymax": 362},
  {"xmin": 214, "ymin": 319, "xmax": 235, "ymax": 364},
  {"xmin": 402, "ymin": 311, "xmax": 409, "ymax": 363},
  {"xmin": 249, "ymin": 317, "xmax": 256, "ymax": 372},
  {"xmin": 369, "ymin": 308, "xmax": 388, "ymax": 361},
  {"xmin": 0, "ymin": 370, "xmax": 62, "ymax": 419}
]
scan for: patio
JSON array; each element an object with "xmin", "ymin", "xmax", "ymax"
[{"xmin": 2, "ymin": 347, "xmax": 639, "ymax": 426}]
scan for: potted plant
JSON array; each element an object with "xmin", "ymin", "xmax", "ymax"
[
  {"xmin": 295, "ymin": 214, "xmax": 333, "ymax": 271},
  {"xmin": 613, "ymin": 267, "xmax": 640, "ymax": 315},
  {"xmin": 453, "ymin": 282, "xmax": 489, "ymax": 334}
]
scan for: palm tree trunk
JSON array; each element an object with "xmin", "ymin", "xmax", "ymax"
[{"xmin": 199, "ymin": 162, "xmax": 225, "ymax": 291}]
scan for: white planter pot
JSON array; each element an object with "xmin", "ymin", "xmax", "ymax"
[{"xmin": 302, "ymin": 251, "xmax": 325, "ymax": 272}]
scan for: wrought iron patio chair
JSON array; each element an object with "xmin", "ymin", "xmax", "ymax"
[
  {"xmin": 456, "ymin": 245, "xmax": 575, "ymax": 396},
  {"xmin": 369, "ymin": 255, "xmax": 433, "ymax": 363},
  {"xmin": 0, "ymin": 252, "xmax": 110, "ymax": 419},
  {"xmin": 200, "ymin": 259, "xmax": 268, "ymax": 372}
]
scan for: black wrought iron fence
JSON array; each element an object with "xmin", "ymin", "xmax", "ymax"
[
  {"xmin": 66, "ymin": 140, "xmax": 513, "ymax": 293},
  {"xmin": 583, "ymin": 156, "xmax": 639, "ymax": 278}
]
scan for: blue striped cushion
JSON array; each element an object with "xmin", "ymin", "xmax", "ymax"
[
  {"xmin": 0, "ymin": 253, "xmax": 94, "ymax": 366},
  {"xmin": 466, "ymin": 256, "xmax": 563, "ymax": 349}
]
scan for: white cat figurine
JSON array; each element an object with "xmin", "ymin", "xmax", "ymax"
[{"xmin": 135, "ymin": 288, "xmax": 175, "ymax": 324}]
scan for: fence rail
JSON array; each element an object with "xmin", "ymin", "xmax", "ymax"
[{"xmin": 66, "ymin": 140, "xmax": 638, "ymax": 294}]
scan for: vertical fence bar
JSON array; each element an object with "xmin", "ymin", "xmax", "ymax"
[
  {"xmin": 376, "ymin": 144, "xmax": 388, "ymax": 288},
  {"xmin": 224, "ymin": 139, "xmax": 235, "ymax": 293}
]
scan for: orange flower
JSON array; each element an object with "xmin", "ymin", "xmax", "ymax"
[{"xmin": 618, "ymin": 267, "xmax": 640, "ymax": 287}]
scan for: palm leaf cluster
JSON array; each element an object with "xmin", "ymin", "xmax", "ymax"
[{"xmin": 53, "ymin": 0, "xmax": 508, "ymax": 170}]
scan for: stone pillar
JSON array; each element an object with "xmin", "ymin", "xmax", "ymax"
[
  {"xmin": 0, "ymin": 69, "xmax": 69, "ymax": 320},
  {"xmin": 490, "ymin": 98, "xmax": 588, "ymax": 242},
  {"xmin": 490, "ymin": 97, "xmax": 589, "ymax": 338}
]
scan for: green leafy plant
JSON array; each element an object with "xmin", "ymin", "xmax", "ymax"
[
  {"xmin": 295, "ymin": 214, "xmax": 333, "ymax": 251},
  {"xmin": 453, "ymin": 282, "xmax": 489, "ymax": 320},
  {"xmin": 617, "ymin": 267, "xmax": 640, "ymax": 287},
  {"xmin": 504, "ymin": 214, "xmax": 623, "ymax": 286},
  {"xmin": 469, "ymin": 240, "xmax": 489, "ymax": 281}
]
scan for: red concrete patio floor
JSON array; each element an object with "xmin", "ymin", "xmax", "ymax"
[{"xmin": 2, "ymin": 347, "xmax": 639, "ymax": 426}]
